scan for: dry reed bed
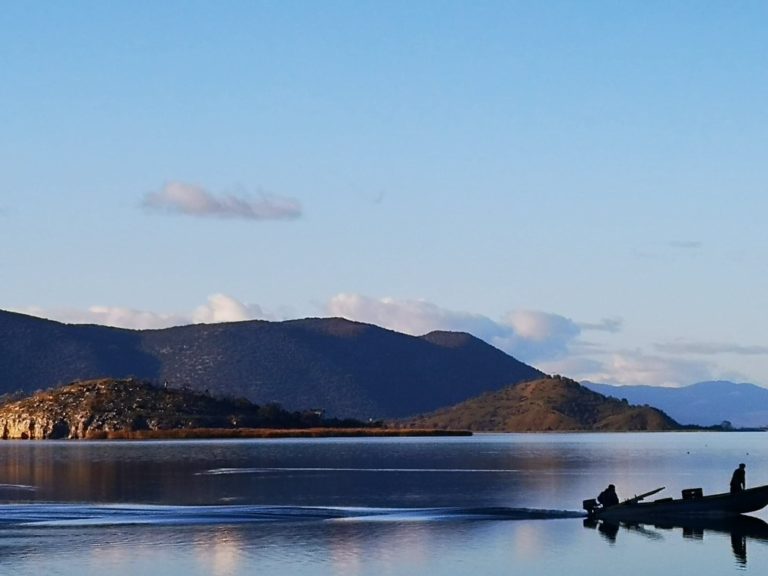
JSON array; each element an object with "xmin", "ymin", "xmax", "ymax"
[{"xmin": 86, "ymin": 427, "xmax": 472, "ymax": 440}]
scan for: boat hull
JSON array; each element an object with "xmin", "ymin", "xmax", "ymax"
[{"xmin": 592, "ymin": 484, "xmax": 768, "ymax": 523}]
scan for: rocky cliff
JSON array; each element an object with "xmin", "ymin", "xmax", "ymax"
[{"xmin": 0, "ymin": 378, "xmax": 334, "ymax": 439}]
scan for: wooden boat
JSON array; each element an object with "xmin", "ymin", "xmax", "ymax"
[{"xmin": 584, "ymin": 484, "xmax": 768, "ymax": 522}]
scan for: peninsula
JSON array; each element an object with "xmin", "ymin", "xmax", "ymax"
[{"xmin": 0, "ymin": 379, "xmax": 469, "ymax": 440}]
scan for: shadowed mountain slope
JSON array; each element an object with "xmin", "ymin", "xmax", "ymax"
[{"xmin": 0, "ymin": 310, "xmax": 544, "ymax": 418}]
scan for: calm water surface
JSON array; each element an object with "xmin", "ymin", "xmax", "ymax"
[{"xmin": 0, "ymin": 432, "xmax": 766, "ymax": 575}]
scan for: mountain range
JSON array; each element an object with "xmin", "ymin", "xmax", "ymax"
[
  {"xmin": 583, "ymin": 380, "xmax": 768, "ymax": 428},
  {"xmin": 0, "ymin": 309, "xmax": 543, "ymax": 419},
  {"xmin": 9, "ymin": 308, "xmax": 750, "ymax": 431}
]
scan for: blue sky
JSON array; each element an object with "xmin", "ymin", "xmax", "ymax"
[{"xmin": 2, "ymin": 1, "xmax": 768, "ymax": 387}]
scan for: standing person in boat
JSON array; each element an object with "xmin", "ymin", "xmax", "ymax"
[
  {"xmin": 730, "ymin": 463, "xmax": 746, "ymax": 494},
  {"xmin": 597, "ymin": 484, "xmax": 619, "ymax": 507}
]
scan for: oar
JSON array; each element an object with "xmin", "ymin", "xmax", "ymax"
[{"xmin": 622, "ymin": 486, "xmax": 665, "ymax": 505}]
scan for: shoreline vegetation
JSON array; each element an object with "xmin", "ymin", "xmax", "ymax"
[
  {"xmin": 84, "ymin": 427, "xmax": 473, "ymax": 440},
  {"xmin": 0, "ymin": 378, "xmax": 474, "ymax": 440},
  {"xmin": 0, "ymin": 378, "xmax": 762, "ymax": 440},
  {"xmin": 79, "ymin": 427, "xmax": 763, "ymax": 440}
]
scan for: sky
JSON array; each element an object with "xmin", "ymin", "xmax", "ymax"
[{"xmin": 2, "ymin": 1, "xmax": 768, "ymax": 387}]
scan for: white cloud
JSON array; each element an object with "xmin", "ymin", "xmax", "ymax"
[
  {"xmin": 87, "ymin": 305, "xmax": 186, "ymax": 330},
  {"xmin": 496, "ymin": 310, "xmax": 580, "ymax": 359},
  {"xmin": 15, "ymin": 294, "xmax": 270, "ymax": 330},
  {"xmin": 192, "ymin": 294, "xmax": 268, "ymax": 324},
  {"xmin": 143, "ymin": 181, "xmax": 302, "ymax": 220},
  {"xmin": 326, "ymin": 293, "xmax": 506, "ymax": 339},
  {"xmin": 324, "ymin": 293, "xmax": 737, "ymax": 386},
  {"xmin": 326, "ymin": 293, "xmax": 581, "ymax": 362},
  {"xmin": 564, "ymin": 350, "xmax": 715, "ymax": 387},
  {"xmin": 18, "ymin": 305, "xmax": 188, "ymax": 330}
]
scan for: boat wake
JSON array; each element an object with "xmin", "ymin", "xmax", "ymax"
[
  {"xmin": 197, "ymin": 467, "xmax": 520, "ymax": 475},
  {"xmin": 0, "ymin": 503, "xmax": 584, "ymax": 527}
]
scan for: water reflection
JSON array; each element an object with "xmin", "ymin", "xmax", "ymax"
[
  {"xmin": 192, "ymin": 528, "xmax": 245, "ymax": 576},
  {"xmin": 585, "ymin": 515, "xmax": 768, "ymax": 566},
  {"xmin": 0, "ymin": 435, "xmax": 765, "ymax": 576}
]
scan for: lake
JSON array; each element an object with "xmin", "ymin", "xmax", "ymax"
[{"xmin": 0, "ymin": 432, "xmax": 766, "ymax": 575}]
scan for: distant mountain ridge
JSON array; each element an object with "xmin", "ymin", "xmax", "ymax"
[
  {"xmin": 0, "ymin": 309, "xmax": 544, "ymax": 419},
  {"xmin": 403, "ymin": 376, "xmax": 681, "ymax": 431},
  {"xmin": 583, "ymin": 380, "xmax": 768, "ymax": 428}
]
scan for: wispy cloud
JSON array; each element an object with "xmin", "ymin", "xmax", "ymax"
[
  {"xmin": 667, "ymin": 240, "xmax": 703, "ymax": 249},
  {"xmin": 545, "ymin": 349, "xmax": 717, "ymax": 387},
  {"xmin": 578, "ymin": 317, "xmax": 623, "ymax": 333},
  {"xmin": 633, "ymin": 240, "xmax": 703, "ymax": 261},
  {"xmin": 143, "ymin": 182, "xmax": 302, "ymax": 220},
  {"xmin": 655, "ymin": 341, "xmax": 768, "ymax": 356}
]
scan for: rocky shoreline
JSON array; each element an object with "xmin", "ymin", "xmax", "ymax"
[{"xmin": 0, "ymin": 378, "xmax": 466, "ymax": 440}]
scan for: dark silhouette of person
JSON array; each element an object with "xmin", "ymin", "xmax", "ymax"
[
  {"xmin": 731, "ymin": 532, "xmax": 747, "ymax": 566},
  {"xmin": 598, "ymin": 520, "xmax": 619, "ymax": 542},
  {"xmin": 598, "ymin": 484, "xmax": 620, "ymax": 507},
  {"xmin": 730, "ymin": 463, "xmax": 746, "ymax": 494}
]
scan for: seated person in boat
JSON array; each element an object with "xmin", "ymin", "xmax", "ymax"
[
  {"xmin": 597, "ymin": 484, "xmax": 619, "ymax": 507},
  {"xmin": 730, "ymin": 463, "xmax": 746, "ymax": 494}
]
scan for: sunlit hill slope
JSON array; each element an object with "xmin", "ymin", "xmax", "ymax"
[{"xmin": 402, "ymin": 376, "xmax": 681, "ymax": 432}]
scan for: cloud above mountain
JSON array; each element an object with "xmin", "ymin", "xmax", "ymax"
[
  {"xmin": 18, "ymin": 293, "xmax": 599, "ymax": 365},
  {"xmin": 143, "ymin": 181, "xmax": 302, "ymax": 220},
  {"xmin": 546, "ymin": 350, "xmax": 715, "ymax": 387},
  {"xmin": 18, "ymin": 305, "xmax": 188, "ymax": 330},
  {"xmin": 325, "ymin": 293, "xmax": 594, "ymax": 363},
  {"xmin": 326, "ymin": 293, "xmax": 506, "ymax": 341},
  {"xmin": 16, "ymin": 292, "xmax": 740, "ymax": 387},
  {"xmin": 192, "ymin": 294, "xmax": 270, "ymax": 324},
  {"xmin": 16, "ymin": 294, "xmax": 269, "ymax": 330},
  {"xmin": 323, "ymin": 294, "xmax": 732, "ymax": 386}
]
